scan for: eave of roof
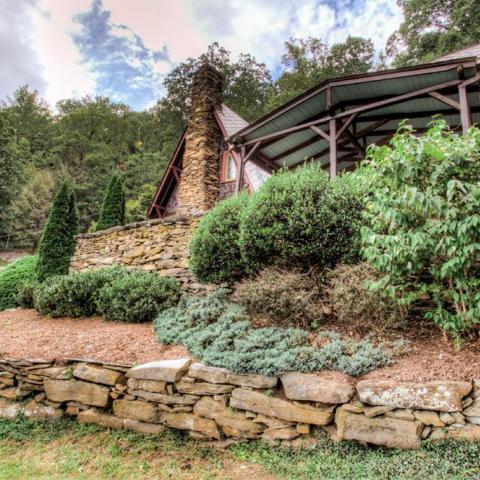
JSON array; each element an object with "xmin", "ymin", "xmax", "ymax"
[{"xmin": 230, "ymin": 57, "xmax": 478, "ymax": 143}]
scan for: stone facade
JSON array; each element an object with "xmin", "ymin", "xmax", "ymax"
[
  {"xmin": 1, "ymin": 356, "xmax": 479, "ymax": 449},
  {"xmin": 176, "ymin": 64, "xmax": 224, "ymax": 216},
  {"xmin": 70, "ymin": 215, "xmax": 206, "ymax": 292}
]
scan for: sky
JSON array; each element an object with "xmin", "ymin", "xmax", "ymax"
[{"xmin": 0, "ymin": 0, "xmax": 404, "ymax": 110}]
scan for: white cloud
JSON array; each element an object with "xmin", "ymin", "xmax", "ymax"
[{"xmin": 1, "ymin": 0, "xmax": 404, "ymax": 109}]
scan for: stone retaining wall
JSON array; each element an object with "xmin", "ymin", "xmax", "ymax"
[
  {"xmin": 1, "ymin": 357, "xmax": 479, "ymax": 449},
  {"xmin": 70, "ymin": 215, "xmax": 206, "ymax": 292}
]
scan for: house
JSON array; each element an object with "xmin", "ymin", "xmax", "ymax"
[
  {"xmin": 149, "ymin": 44, "xmax": 480, "ymax": 219},
  {"xmin": 148, "ymin": 65, "xmax": 270, "ymax": 219}
]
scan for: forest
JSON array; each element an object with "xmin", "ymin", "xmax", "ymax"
[{"xmin": 1, "ymin": 0, "xmax": 478, "ymax": 249}]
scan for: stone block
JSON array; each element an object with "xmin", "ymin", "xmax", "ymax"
[
  {"xmin": 23, "ymin": 400, "xmax": 63, "ymax": 421},
  {"xmin": 161, "ymin": 412, "xmax": 221, "ymax": 439},
  {"xmin": 413, "ymin": 410, "xmax": 445, "ymax": 427},
  {"xmin": 464, "ymin": 399, "xmax": 480, "ymax": 417},
  {"xmin": 112, "ymin": 399, "xmax": 159, "ymax": 423},
  {"xmin": 262, "ymin": 427, "xmax": 300, "ymax": 441},
  {"xmin": 188, "ymin": 363, "xmax": 278, "ymax": 388},
  {"xmin": 335, "ymin": 407, "xmax": 423, "ymax": 449},
  {"xmin": 357, "ymin": 380, "xmax": 472, "ymax": 412},
  {"xmin": 0, "ymin": 398, "xmax": 22, "ymax": 419},
  {"xmin": 128, "ymin": 389, "xmax": 198, "ymax": 405},
  {"xmin": 281, "ymin": 372, "xmax": 354, "ymax": 404},
  {"xmin": 444, "ymin": 424, "xmax": 480, "ymax": 442},
  {"xmin": 123, "ymin": 418, "xmax": 165, "ymax": 435},
  {"xmin": 126, "ymin": 378, "xmax": 166, "ymax": 393},
  {"xmin": 44, "ymin": 379, "xmax": 110, "ymax": 408},
  {"xmin": 78, "ymin": 409, "xmax": 124, "ymax": 430},
  {"xmin": 127, "ymin": 359, "xmax": 191, "ymax": 383},
  {"xmin": 73, "ymin": 363, "xmax": 124, "ymax": 386},
  {"xmin": 230, "ymin": 388, "xmax": 333, "ymax": 426},
  {"xmin": 175, "ymin": 380, "xmax": 234, "ymax": 396}
]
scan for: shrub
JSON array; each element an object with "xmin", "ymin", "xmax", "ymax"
[
  {"xmin": 96, "ymin": 270, "xmax": 180, "ymax": 323},
  {"xmin": 37, "ymin": 182, "xmax": 79, "ymax": 282},
  {"xmin": 232, "ymin": 267, "xmax": 327, "ymax": 329},
  {"xmin": 15, "ymin": 281, "xmax": 36, "ymax": 308},
  {"xmin": 154, "ymin": 289, "xmax": 391, "ymax": 376},
  {"xmin": 96, "ymin": 173, "xmax": 126, "ymax": 231},
  {"xmin": 361, "ymin": 121, "xmax": 480, "ymax": 335},
  {"xmin": 0, "ymin": 256, "xmax": 37, "ymax": 311},
  {"xmin": 327, "ymin": 263, "xmax": 408, "ymax": 332},
  {"xmin": 239, "ymin": 164, "xmax": 363, "ymax": 273},
  {"xmin": 189, "ymin": 193, "xmax": 250, "ymax": 283},
  {"xmin": 33, "ymin": 267, "xmax": 130, "ymax": 318}
]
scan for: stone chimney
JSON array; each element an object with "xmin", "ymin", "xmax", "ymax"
[{"xmin": 177, "ymin": 64, "xmax": 224, "ymax": 216}]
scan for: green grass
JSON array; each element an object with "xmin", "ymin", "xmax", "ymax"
[{"xmin": 0, "ymin": 417, "xmax": 478, "ymax": 480}]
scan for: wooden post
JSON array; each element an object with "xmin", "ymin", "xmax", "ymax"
[
  {"xmin": 234, "ymin": 146, "xmax": 246, "ymax": 194},
  {"xmin": 329, "ymin": 118, "xmax": 337, "ymax": 179},
  {"xmin": 459, "ymin": 84, "xmax": 471, "ymax": 135}
]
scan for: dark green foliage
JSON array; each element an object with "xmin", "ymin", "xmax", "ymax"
[
  {"xmin": 96, "ymin": 174, "xmax": 126, "ymax": 231},
  {"xmin": 36, "ymin": 183, "xmax": 79, "ymax": 282},
  {"xmin": 15, "ymin": 281, "xmax": 36, "ymax": 308},
  {"xmin": 33, "ymin": 267, "xmax": 130, "ymax": 318},
  {"xmin": 189, "ymin": 193, "xmax": 250, "ymax": 283},
  {"xmin": 96, "ymin": 271, "xmax": 180, "ymax": 323},
  {"xmin": 233, "ymin": 268, "xmax": 326, "ymax": 329},
  {"xmin": 154, "ymin": 290, "xmax": 391, "ymax": 376},
  {"xmin": 239, "ymin": 164, "xmax": 363, "ymax": 273},
  {"xmin": 0, "ymin": 256, "xmax": 37, "ymax": 311},
  {"xmin": 361, "ymin": 121, "xmax": 480, "ymax": 335}
]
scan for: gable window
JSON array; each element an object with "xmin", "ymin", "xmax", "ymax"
[{"xmin": 222, "ymin": 152, "xmax": 237, "ymax": 182}]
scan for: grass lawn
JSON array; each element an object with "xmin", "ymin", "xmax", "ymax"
[{"xmin": 0, "ymin": 417, "xmax": 478, "ymax": 480}]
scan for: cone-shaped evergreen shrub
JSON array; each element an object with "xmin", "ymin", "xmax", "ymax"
[
  {"xmin": 96, "ymin": 173, "xmax": 125, "ymax": 231},
  {"xmin": 36, "ymin": 182, "xmax": 79, "ymax": 282}
]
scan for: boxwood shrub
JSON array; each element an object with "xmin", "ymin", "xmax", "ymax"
[
  {"xmin": 239, "ymin": 164, "xmax": 364, "ymax": 272},
  {"xmin": 0, "ymin": 256, "xmax": 38, "ymax": 311},
  {"xmin": 189, "ymin": 193, "xmax": 250, "ymax": 283},
  {"xmin": 96, "ymin": 270, "xmax": 181, "ymax": 323},
  {"xmin": 33, "ymin": 267, "xmax": 130, "ymax": 318}
]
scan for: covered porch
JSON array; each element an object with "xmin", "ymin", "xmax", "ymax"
[{"xmin": 230, "ymin": 56, "xmax": 480, "ymax": 190}]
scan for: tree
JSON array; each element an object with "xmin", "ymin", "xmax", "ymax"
[
  {"xmin": 125, "ymin": 183, "xmax": 156, "ymax": 224},
  {"xmin": 386, "ymin": 0, "xmax": 480, "ymax": 66},
  {"xmin": 37, "ymin": 182, "xmax": 79, "ymax": 282},
  {"xmin": 267, "ymin": 36, "xmax": 375, "ymax": 110},
  {"xmin": 5, "ymin": 167, "xmax": 55, "ymax": 249},
  {"xmin": 96, "ymin": 173, "xmax": 126, "ymax": 231},
  {"xmin": 162, "ymin": 43, "xmax": 272, "ymax": 122}
]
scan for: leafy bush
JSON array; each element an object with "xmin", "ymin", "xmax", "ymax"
[
  {"xmin": 37, "ymin": 182, "xmax": 79, "ymax": 282},
  {"xmin": 361, "ymin": 121, "xmax": 480, "ymax": 335},
  {"xmin": 233, "ymin": 267, "xmax": 327, "ymax": 329},
  {"xmin": 239, "ymin": 164, "xmax": 363, "ymax": 273},
  {"xmin": 189, "ymin": 193, "xmax": 250, "ymax": 283},
  {"xmin": 96, "ymin": 270, "xmax": 180, "ymax": 323},
  {"xmin": 96, "ymin": 173, "xmax": 126, "ymax": 231},
  {"xmin": 15, "ymin": 281, "xmax": 36, "ymax": 309},
  {"xmin": 154, "ymin": 289, "xmax": 391, "ymax": 376},
  {"xmin": 33, "ymin": 268, "xmax": 130, "ymax": 318},
  {"xmin": 0, "ymin": 256, "xmax": 37, "ymax": 311},
  {"xmin": 327, "ymin": 263, "xmax": 408, "ymax": 332}
]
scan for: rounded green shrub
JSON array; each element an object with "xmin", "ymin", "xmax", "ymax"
[
  {"xmin": 0, "ymin": 255, "xmax": 37, "ymax": 311},
  {"xmin": 15, "ymin": 281, "xmax": 36, "ymax": 309},
  {"xmin": 96, "ymin": 271, "xmax": 180, "ymax": 323},
  {"xmin": 239, "ymin": 164, "xmax": 364, "ymax": 273},
  {"xmin": 189, "ymin": 193, "xmax": 250, "ymax": 283},
  {"xmin": 33, "ymin": 267, "xmax": 131, "ymax": 318}
]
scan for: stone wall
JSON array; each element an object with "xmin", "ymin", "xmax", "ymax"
[
  {"xmin": 1, "ymin": 356, "xmax": 479, "ymax": 449},
  {"xmin": 70, "ymin": 215, "xmax": 206, "ymax": 292}
]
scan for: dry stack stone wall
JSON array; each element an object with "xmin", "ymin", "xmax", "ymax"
[
  {"xmin": 1, "ymin": 357, "xmax": 479, "ymax": 449},
  {"xmin": 176, "ymin": 64, "xmax": 224, "ymax": 216},
  {"xmin": 70, "ymin": 215, "xmax": 206, "ymax": 292}
]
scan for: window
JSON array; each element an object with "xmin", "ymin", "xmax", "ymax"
[{"xmin": 222, "ymin": 152, "xmax": 237, "ymax": 182}]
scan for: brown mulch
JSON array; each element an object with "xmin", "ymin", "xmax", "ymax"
[
  {"xmin": 0, "ymin": 309, "xmax": 190, "ymax": 365},
  {"xmin": 0, "ymin": 308, "xmax": 478, "ymax": 381}
]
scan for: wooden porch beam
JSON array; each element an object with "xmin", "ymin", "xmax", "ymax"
[
  {"xmin": 459, "ymin": 84, "xmax": 471, "ymax": 134},
  {"xmin": 234, "ymin": 146, "xmax": 246, "ymax": 194},
  {"xmin": 310, "ymin": 125, "xmax": 330, "ymax": 142},
  {"xmin": 329, "ymin": 119, "xmax": 337, "ymax": 179},
  {"xmin": 336, "ymin": 113, "xmax": 358, "ymax": 140},
  {"xmin": 428, "ymin": 91, "xmax": 460, "ymax": 110}
]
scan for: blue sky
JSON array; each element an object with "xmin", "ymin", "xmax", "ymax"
[{"xmin": 1, "ymin": 0, "xmax": 403, "ymax": 110}]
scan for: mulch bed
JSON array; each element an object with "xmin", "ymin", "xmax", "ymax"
[{"xmin": 0, "ymin": 308, "xmax": 478, "ymax": 382}]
